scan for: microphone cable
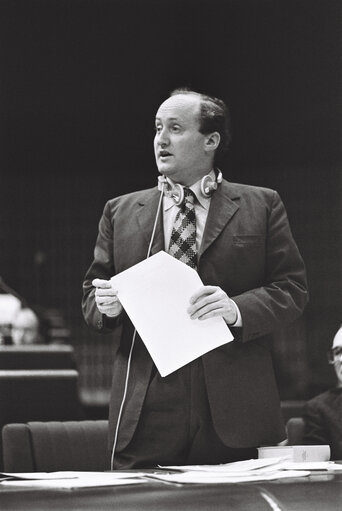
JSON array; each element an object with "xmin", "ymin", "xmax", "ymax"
[{"xmin": 110, "ymin": 182, "xmax": 165, "ymax": 470}]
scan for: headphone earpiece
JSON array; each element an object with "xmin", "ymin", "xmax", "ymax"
[
  {"xmin": 200, "ymin": 170, "xmax": 223, "ymax": 198},
  {"xmin": 158, "ymin": 176, "xmax": 184, "ymax": 205},
  {"xmin": 158, "ymin": 169, "xmax": 222, "ymax": 205}
]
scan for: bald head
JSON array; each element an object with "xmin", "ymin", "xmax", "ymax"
[
  {"xmin": 12, "ymin": 308, "xmax": 40, "ymax": 345},
  {"xmin": 332, "ymin": 326, "xmax": 342, "ymax": 349}
]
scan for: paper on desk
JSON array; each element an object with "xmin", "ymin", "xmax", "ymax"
[
  {"xmin": 0, "ymin": 479, "xmax": 145, "ymax": 489},
  {"xmin": 159, "ymin": 457, "xmax": 287, "ymax": 473},
  {"xmin": 147, "ymin": 469, "xmax": 310, "ymax": 484},
  {"xmin": 155, "ymin": 457, "xmax": 342, "ymax": 484},
  {"xmin": 0, "ymin": 472, "xmax": 78, "ymax": 480},
  {"xmin": 110, "ymin": 251, "xmax": 233, "ymax": 376},
  {"xmin": 0, "ymin": 471, "xmax": 146, "ymax": 489},
  {"xmin": 282, "ymin": 461, "xmax": 342, "ymax": 471}
]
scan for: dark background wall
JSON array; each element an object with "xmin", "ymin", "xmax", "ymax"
[{"xmin": 1, "ymin": 0, "xmax": 341, "ymax": 400}]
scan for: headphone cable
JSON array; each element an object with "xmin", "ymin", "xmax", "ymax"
[{"xmin": 110, "ymin": 183, "xmax": 165, "ymax": 470}]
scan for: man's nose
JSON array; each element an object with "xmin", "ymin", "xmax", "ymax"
[{"xmin": 156, "ymin": 129, "xmax": 169, "ymax": 146}]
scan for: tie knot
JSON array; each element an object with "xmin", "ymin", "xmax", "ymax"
[{"xmin": 183, "ymin": 188, "xmax": 196, "ymax": 205}]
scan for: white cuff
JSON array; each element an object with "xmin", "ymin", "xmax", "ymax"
[{"xmin": 229, "ymin": 300, "xmax": 242, "ymax": 327}]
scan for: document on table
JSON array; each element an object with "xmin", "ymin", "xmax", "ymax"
[
  {"xmin": 0, "ymin": 472, "xmax": 78, "ymax": 480},
  {"xmin": 159, "ymin": 458, "xmax": 288, "ymax": 473},
  {"xmin": 159, "ymin": 457, "xmax": 342, "ymax": 474},
  {"xmin": 0, "ymin": 471, "xmax": 146, "ymax": 489},
  {"xmin": 110, "ymin": 251, "xmax": 234, "ymax": 376},
  {"xmin": 3, "ymin": 461, "xmax": 341, "ymax": 488},
  {"xmin": 152, "ymin": 458, "xmax": 312, "ymax": 484},
  {"xmin": 147, "ymin": 470, "xmax": 311, "ymax": 484},
  {"xmin": 152, "ymin": 457, "xmax": 342, "ymax": 484}
]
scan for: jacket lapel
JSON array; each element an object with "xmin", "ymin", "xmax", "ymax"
[
  {"xmin": 134, "ymin": 181, "xmax": 240, "ymax": 260},
  {"xmin": 136, "ymin": 188, "xmax": 165, "ymax": 256},
  {"xmin": 199, "ymin": 180, "xmax": 240, "ymax": 258}
]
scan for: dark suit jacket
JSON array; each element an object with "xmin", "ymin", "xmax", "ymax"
[
  {"xmin": 82, "ymin": 179, "xmax": 308, "ymax": 452},
  {"xmin": 303, "ymin": 387, "xmax": 342, "ymax": 460}
]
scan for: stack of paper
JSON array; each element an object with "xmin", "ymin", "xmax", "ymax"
[
  {"xmin": 258, "ymin": 444, "xmax": 330, "ymax": 462},
  {"xmin": 2, "ymin": 459, "xmax": 342, "ymax": 488},
  {"xmin": 151, "ymin": 457, "xmax": 342, "ymax": 484},
  {"xmin": 150, "ymin": 458, "xmax": 308, "ymax": 484},
  {"xmin": 0, "ymin": 471, "xmax": 146, "ymax": 489}
]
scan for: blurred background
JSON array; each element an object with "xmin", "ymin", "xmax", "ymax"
[{"xmin": 0, "ymin": 0, "xmax": 341, "ymax": 415}]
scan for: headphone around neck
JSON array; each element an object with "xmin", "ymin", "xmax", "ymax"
[{"xmin": 158, "ymin": 169, "xmax": 223, "ymax": 206}]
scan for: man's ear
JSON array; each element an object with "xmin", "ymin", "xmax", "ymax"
[{"xmin": 204, "ymin": 132, "xmax": 221, "ymax": 153}]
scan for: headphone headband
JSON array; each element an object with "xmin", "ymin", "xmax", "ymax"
[{"xmin": 158, "ymin": 169, "xmax": 222, "ymax": 205}]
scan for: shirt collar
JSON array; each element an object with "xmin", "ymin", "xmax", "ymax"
[{"xmin": 163, "ymin": 169, "xmax": 215, "ymax": 212}]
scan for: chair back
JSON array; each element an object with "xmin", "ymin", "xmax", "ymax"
[
  {"xmin": 2, "ymin": 420, "xmax": 109, "ymax": 472},
  {"xmin": 0, "ymin": 369, "xmax": 85, "ymax": 470}
]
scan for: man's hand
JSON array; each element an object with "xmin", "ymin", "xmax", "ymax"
[
  {"xmin": 92, "ymin": 278, "xmax": 123, "ymax": 318},
  {"xmin": 187, "ymin": 285, "xmax": 238, "ymax": 325}
]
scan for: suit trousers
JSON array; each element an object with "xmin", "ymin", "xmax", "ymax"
[{"xmin": 114, "ymin": 358, "xmax": 257, "ymax": 469}]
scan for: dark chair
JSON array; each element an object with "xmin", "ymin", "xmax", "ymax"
[
  {"xmin": 0, "ymin": 369, "xmax": 85, "ymax": 470},
  {"xmin": 286, "ymin": 417, "xmax": 305, "ymax": 445},
  {"xmin": 2, "ymin": 420, "xmax": 109, "ymax": 472},
  {"xmin": 0, "ymin": 345, "xmax": 76, "ymax": 370}
]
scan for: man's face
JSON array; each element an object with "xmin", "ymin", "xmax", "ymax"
[
  {"xmin": 331, "ymin": 328, "xmax": 342, "ymax": 386},
  {"xmin": 11, "ymin": 311, "xmax": 39, "ymax": 345},
  {"xmin": 333, "ymin": 349, "xmax": 342, "ymax": 385},
  {"xmin": 154, "ymin": 94, "xmax": 209, "ymax": 186}
]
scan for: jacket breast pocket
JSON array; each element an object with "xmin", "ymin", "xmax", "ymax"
[{"xmin": 232, "ymin": 235, "xmax": 264, "ymax": 247}]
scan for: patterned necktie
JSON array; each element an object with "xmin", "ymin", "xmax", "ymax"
[{"xmin": 168, "ymin": 188, "xmax": 197, "ymax": 269}]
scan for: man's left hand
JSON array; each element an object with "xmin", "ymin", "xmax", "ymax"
[{"xmin": 187, "ymin": 285, "xmax": 238, "ymax": 325}]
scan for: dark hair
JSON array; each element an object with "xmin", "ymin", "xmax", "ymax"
[{"xmin": 170, "ymin": 87, "xmax": 231, "ymax": 165}]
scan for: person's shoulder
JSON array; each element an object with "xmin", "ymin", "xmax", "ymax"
[
  {"xmin": 224, "ymin": 180, "xmax": 277, "ymax": 198},
  {"xmin": 108, "ymin": 186, "xmax": 158, "ymax": 204},
  {"xmin": 306, "ymin": 388, "xmax": 339, "ymax": 409},
  {"xmin": 223, "ymin": 180, "xmax": 279, "ymax": 209},
  {"xmin": 103, "ymin": 186, "xmax": 158, "ymax": 211}
]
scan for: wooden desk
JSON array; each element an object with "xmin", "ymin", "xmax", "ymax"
[
  {"xmin": 0, "ymin": 345, "xmax": 76, "ymax": 370},
  {"xmin": 1, "ymin": 472, "xmax": 341, "ymax": 510}
]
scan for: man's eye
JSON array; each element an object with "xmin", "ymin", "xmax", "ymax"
[
  {"xmin": 155, "ymin": 125, "xmax": 162, "ymax": 133},
  {"xmin": 171, "ymin": 125, "xmax": 180, "ymax": 132}
]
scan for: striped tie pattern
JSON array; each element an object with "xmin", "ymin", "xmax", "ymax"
[{"xmin": 168, "ymin": 188, "xmax": 197, "ymax": 269}]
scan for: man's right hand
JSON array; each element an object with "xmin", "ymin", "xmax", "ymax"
[{"xmin": 92, "ymin": 278, "xmax": 123, "ymax": 318}]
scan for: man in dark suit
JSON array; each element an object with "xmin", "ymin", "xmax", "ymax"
[
  {"xmin": 303, "ymin": 326, "xmax": 342, "ymax": 459},
  {"xmin": 82, "ymin": 88, "xmax": 308, "ymax": 469}
]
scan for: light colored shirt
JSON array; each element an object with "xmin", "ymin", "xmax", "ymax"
[
  {"xmin": 162, "ymin": 171, "xmax": 242, "ymax": 327},
  {"xmin": 162, "ymin": 174, "xmax": 212, "ymax": 253}
]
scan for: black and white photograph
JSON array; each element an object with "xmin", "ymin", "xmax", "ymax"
[{"xmin": 0, "ymin": 0, "xmax": 341, "ymax": 508}]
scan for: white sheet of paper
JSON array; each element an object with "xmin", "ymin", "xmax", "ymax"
[
  {"xmin": 0, "ymin": 471, "xmax": 147, "ymax": 489},
  {"xmin": 0, "ymin": 471, "xmax": 143, "ymax": 480},
  {"xmin": 110, "ymin": 251, "xmax": 233, "ymax": 376},
  {"xmin": 282, "ymin": 461, "xmax": 342, "ymax": 471},
  {"xmin": 160, "ymin": 458, "xmax": 288, "ymax": 473},
  {"xmin": 0, "ymin": 472, "xmax": 77, "ymax": 480},
  {"xmin": 147, "ymin": 469, "xmax": 310, "ymax": 484},
  {"xmin": 0, "ymin": 478, "xmax": 145, "ymax": 489}
]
